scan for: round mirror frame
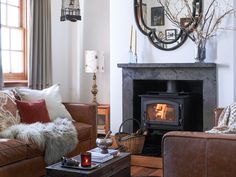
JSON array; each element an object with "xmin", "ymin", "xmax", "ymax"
[{"xmin": 134, "ymin": 0, "xmax": 203, "ymax": 51}]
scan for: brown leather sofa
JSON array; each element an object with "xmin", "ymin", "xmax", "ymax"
[
  {"xmin": 0, "ymin": 103, "xmax": 97, "ymax": 177},
  {"xmin": 162, "ymin": 108, "xmax": 236, "ymax": 177}
]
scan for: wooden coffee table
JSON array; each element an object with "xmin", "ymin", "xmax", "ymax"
[{"xmin": 46, "ymin": 152, "xmax": 131, "ymax": 177}]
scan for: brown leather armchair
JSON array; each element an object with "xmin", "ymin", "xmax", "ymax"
[
  {"xmin": 0, "ymin": 103, "xmax": 96, "ymax": 177},
  {"xmin": 162, "ymin": 108, "xmax": 236, "ymax": 177}
]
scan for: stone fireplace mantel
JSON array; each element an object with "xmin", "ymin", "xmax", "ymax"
[
  {"xmin": 118, "ymin": 63, "xmax": 217, "ymax": 131},
  {"xmin": 118, "ymin": 63, "xmax": 216, "ymax": 69}
]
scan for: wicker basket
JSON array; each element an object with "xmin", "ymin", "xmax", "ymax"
[{"xmin": 115, "ymin": 118, "xmax": 145, "ymax": 154}]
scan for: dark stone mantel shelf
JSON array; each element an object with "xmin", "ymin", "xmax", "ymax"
[{"xmin": 117, "ymin": 63, "xmax": 216, "ymax": 69}]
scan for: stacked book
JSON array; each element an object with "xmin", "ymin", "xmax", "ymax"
[
  {"xmin": 88, "ymin": 148, "xmax": 118, "ymax": 163},
  {"xmin": 97, "ymin": 125, "xmax": 106, "ymax": 134}
]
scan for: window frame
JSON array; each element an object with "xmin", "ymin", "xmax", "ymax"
[{"xmin": 1, "ymin": 0, "xmax": 28, "ymax": 83}]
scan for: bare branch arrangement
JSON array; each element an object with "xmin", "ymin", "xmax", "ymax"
[{"xmin": 157, "ymin": 0, "xmax": 234, "ymax": 48}]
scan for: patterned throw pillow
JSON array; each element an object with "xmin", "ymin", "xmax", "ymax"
[
  {"xmin": 14, "ymin": 84, "xmax": 73, "ymax": 122},
  {"xmin": 0, "ymin": 91, "xmax": 20, "ymax": 131}
]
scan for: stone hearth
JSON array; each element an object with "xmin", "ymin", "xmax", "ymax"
[{"xmin": 118, "ymin": 63, "xmax": 217, "ymax": 132}]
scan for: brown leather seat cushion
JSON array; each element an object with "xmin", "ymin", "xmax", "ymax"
[
  {"xmin": 0, "ymin": 139, "xmax": 42, "ymax": 167},
  {"xmin": 73, "ymin": 122, "xmax": 92, "ymax": 141},
  {"xmin": 0, "ymin": 122, "xmax": 92, "ymax": 167}
]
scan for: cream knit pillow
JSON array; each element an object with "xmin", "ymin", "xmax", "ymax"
[{"xmin": 15, "ymin": 84, "xmax": 73, "ymax": 121}]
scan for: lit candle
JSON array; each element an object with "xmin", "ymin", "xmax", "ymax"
[
  {"xmin": 130, "ymin": 25, "xmax": 133, "ymax": 50},
  {"xmin": 81, "ymin": 152, "xmax": 91, "ymax": 167},
  {"xmin": 135, "ymin": 30, "xmax": 137, "ymax": 55}
]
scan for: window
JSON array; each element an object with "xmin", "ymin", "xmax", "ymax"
[{"xmin": 0, "ymin": 0, "xmax": 28, "ymax": 82}]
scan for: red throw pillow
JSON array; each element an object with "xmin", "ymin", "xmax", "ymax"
[{"xmin": 16, "ymin": 99, "xmax": 51, "ymax": 124}]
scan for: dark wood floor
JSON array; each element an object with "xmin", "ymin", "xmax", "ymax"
[
  {"xmin": 131, "ymin": 155, "xmax": 163, "ymax": 177},
  {"xmin": 110, "ymin": 137, "xmax": 163, "ymax": 177},
  {"xmin": 131, "ymin": 165, "xmax": 163, "ymax": 177}
]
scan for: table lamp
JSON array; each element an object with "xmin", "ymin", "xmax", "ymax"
[{"xmin": 85, "ymin": 50, "xmax": 104, "ymax": 104}]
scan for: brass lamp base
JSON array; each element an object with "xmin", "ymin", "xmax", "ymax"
[{"xmin": 91, "ymin": 73, "xmax": 98, "ymax": 104}]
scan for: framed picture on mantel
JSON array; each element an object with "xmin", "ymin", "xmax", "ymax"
[
  {"xmin": 165, "ymin": 29, "xmax": 177, "ymax": 41},
  {"xmin": 151, "ymin": 6, "xmax": 165, "ymax": 26}
]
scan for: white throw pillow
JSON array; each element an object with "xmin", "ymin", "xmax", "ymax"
[{"xmin": 15, "ymin": 84, "xmax": 73, "ymax": 121}]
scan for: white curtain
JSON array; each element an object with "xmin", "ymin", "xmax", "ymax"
[{"xmin": 29, "ymin": 0, "xmax": 52, "ymax": 90}]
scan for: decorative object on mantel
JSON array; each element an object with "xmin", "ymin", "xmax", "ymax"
[
  {"xmin": 85, "ymin": 50, "xmax": 105, "ymax": 104},
  {"xmin": 158, "ymin": 0, "xmax": 234, "ymax": 62},
  {"xmin": 60, "ymin": 0, "xmax": 81, "ymax": 22},
  {"xmin": 128, "ymin": 25, "xmax": 138, "ymax": 63},
  {"xmin": 129, "ymin": 25, "xmax": 134, "ymax": 63},
  {"xmin": 134, "ymin": 0, "xmax": 202, "ymax": 50},
  {"xmin": 134, "ymin": 30, "xmax": 138, "ymax": 63}
]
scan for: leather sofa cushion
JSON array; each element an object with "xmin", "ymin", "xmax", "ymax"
[
  {"xmin": 26, "ymin": 143, "xmax": 43, "ymax": 159},
  {"xmin": 163, "ymin": 131, "xmax": 236, "ymax": 177},
  {"xmin": 0, "ymin": 139, "xmax": 42, "ymax": 167},
  {"xmin": 73, "ymin": 122, "xmax": 92, "ymax": 141}
]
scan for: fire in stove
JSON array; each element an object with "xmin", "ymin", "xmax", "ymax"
[
  {"xmin": 140, "ymin": 94, "xmax": 185, "ymax": 130},
  {"xmin": 147, "ymin": 103, "xmax": 176, "ymax": 121}
]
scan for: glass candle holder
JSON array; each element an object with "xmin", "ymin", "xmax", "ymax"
[{"xmin": 81, "ymin": 152, "xmax": 91, "ymax": 167}]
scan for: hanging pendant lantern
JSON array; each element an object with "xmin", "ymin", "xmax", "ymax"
[{"xmin": 60, "ymin": 0, "xmax": 81, "ymax": 22}]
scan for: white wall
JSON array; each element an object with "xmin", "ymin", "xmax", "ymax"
[
  {"xmin": 51, "ymin": 0, "xmax": 82, "ymax": 102},
  {"xmin": 234, "ymin": 1, "xmax": 236, "ymax": 101},
  {"xmin": 80, "ymin": 0, "xmax": 110, "ymax": 104},
  {"xmin": 51, "ymin": 0, "xmax": 236, "ymax": 133},
  {"xmin": 216, "ymin": 0, "xmax": 236, "ymax": 106},
  {"xmin": 110, "ymin": 0, "xmax": 236, "ymax": 132},
  {"xmin": 110, "ymin": 0, "xmax": 130, "ymax": 134},
  {"xmin": 51, "ymin": 0, "xmax": 110, "ymax": 104}
]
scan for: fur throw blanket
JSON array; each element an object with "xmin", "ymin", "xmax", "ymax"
[
  {"xmin": 0, "ymin": 118, "xmax": 78, "ymax": 165},
  {"xmin": 206, "ymin": 102, "xmax": 236, "ymax": 134}
]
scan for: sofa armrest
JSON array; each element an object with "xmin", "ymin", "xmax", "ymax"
[
  {"xmin": 162, "ymin": 131, "xmax": 236, "ymax": 177},
  {"xmin": 63, "ymin": 103, "xmax": 96, "ymax": 124},
  {"xmin": 63, "ymin": 103, "xmax": 97, "ymax": 146}
]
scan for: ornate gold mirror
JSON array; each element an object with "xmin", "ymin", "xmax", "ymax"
[{"xmin": 134, "ymin": 0, "xmax": 202, "ymax": 50}]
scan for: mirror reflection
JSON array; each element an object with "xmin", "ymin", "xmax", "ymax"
[{"xmin": 134, "ymin": 0, "xmax": 202, "ymax": 50}]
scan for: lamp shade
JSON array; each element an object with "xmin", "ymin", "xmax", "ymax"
[
  {"xmin": 85, "ymin": 50, "xmax": 105, "ymax": 73},
  {"xmin": 85, "ymin": 50, "xmax": 98, "ymax": 73},
  {"xmin": 98, "ymin": 51, "xmax": 105, "ymax": 73}
]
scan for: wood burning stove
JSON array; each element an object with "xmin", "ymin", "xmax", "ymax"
[
  {"xmin": 140, "ymin": 92, "xmax": 201, "ymax": 131},
  {"xmin": 140, "ymin": 80, "xmax": 202, "ymax": 131},
  {"xmin": 140, "ymin": 92, "xmax": 202, "ymax": 156},
  {"xmin": 138, "ymin": 81, "xmax": 203, "ymax": 156}
]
